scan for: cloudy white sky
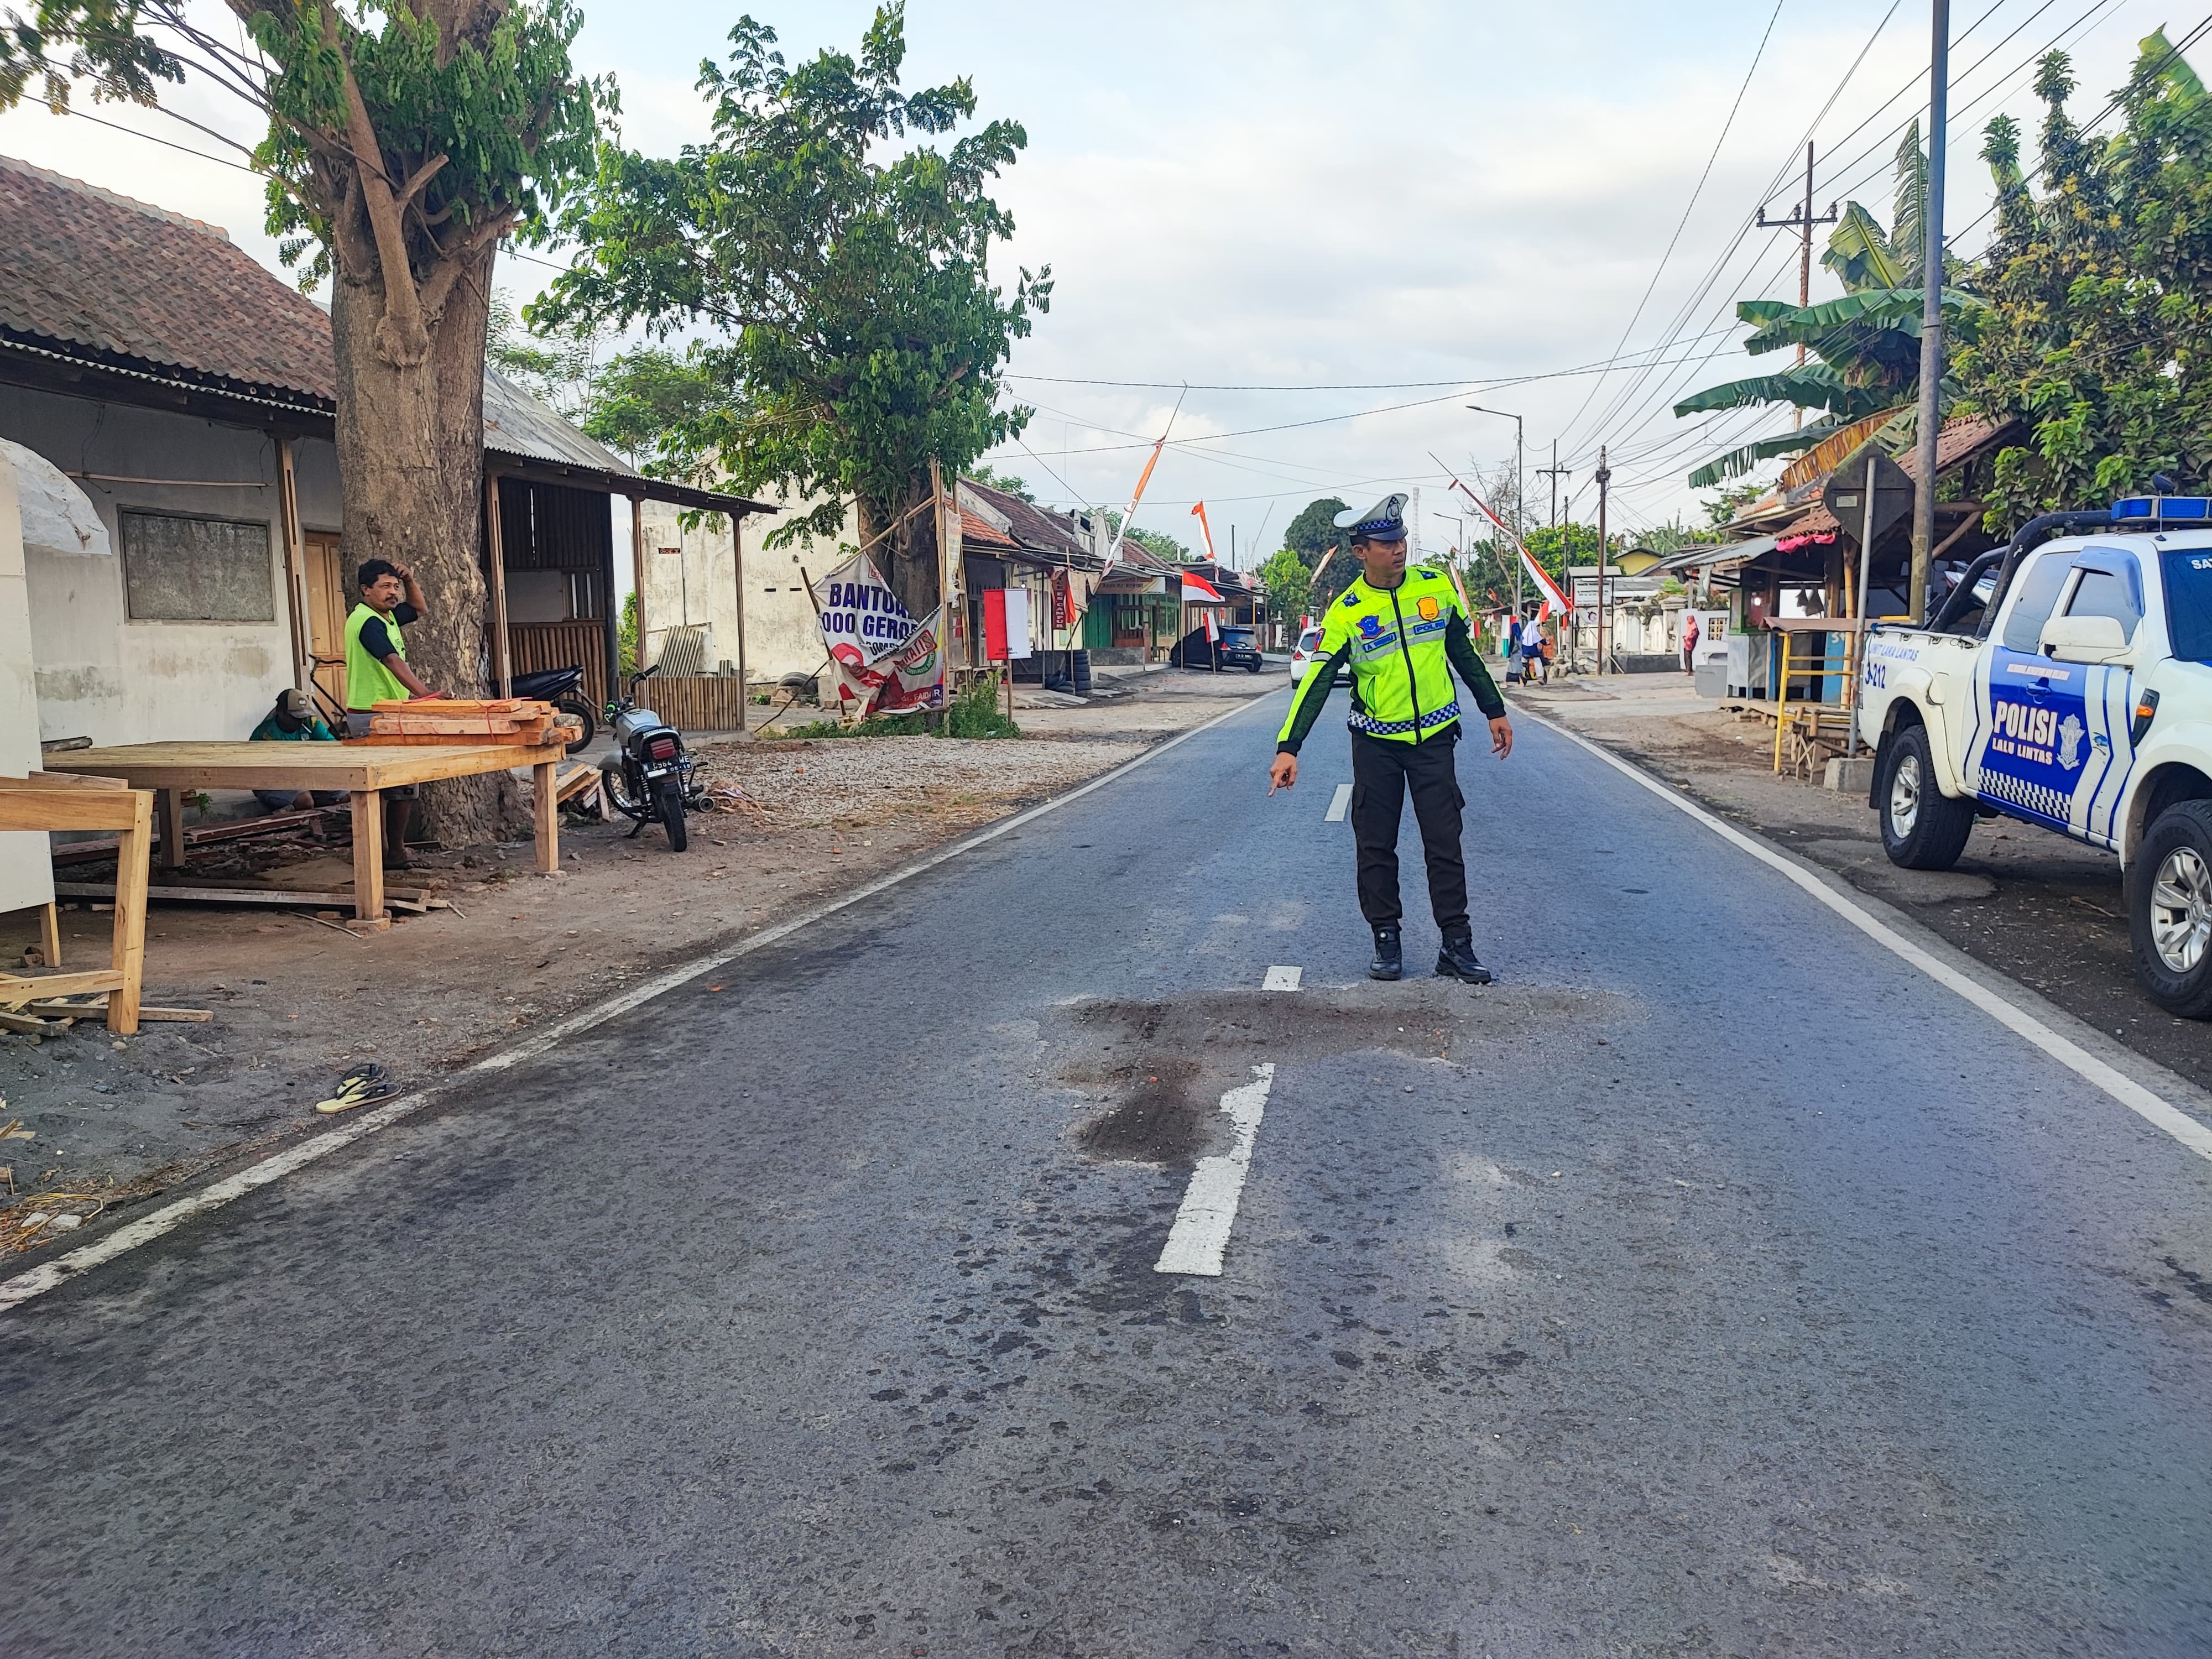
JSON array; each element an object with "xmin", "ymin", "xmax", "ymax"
[{"xmin": 0, "ymin": 0, "xmax": 2185, "ymax": 560}]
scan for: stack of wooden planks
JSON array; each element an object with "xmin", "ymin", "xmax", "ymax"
[{"xmin": 357, "ymin": 698, "xmax": 581, "ymax": 748}]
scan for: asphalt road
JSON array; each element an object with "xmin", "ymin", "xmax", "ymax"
[{"xmin": 6, "ymin": 693, "xmax": 2211, "ymax": 1657}]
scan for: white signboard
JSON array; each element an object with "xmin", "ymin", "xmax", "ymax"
[{"xmin": 812, "ymin": 550, "xmax": 920, "ymax": 667}]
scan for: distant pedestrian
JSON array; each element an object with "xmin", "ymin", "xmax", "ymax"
[
  {"xmin": 1682, "ymin": 612, "xmax": 1700, "ymax": 676},
  {"xmin": 1521, "ymin": 608, "xmax": 1548, "ymax": 686}
]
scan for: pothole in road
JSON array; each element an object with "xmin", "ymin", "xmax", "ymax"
[{"xmin": 1056, "ymin": 982, "xmax": 1628, "ymax": 1166}]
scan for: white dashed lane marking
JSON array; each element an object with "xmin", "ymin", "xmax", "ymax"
[
  {"xmin": 1154, "ymin": 1065, "xmax": 1276, "ymax": 1278},
  {"xmin": 1261, "ymin": 966, "xmax": 1302, "ymax": 992},
  {"xmin": 1326, "ymin": 783, "xmax": 1353, "ymax": 822}
]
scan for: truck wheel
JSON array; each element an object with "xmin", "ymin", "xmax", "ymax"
[
  {"xmin": 1878, "ymin": 724, "xmax": 1974, "ymax": 870},
  {"xmin": 2129, "ymin": 801, "xmax": 2212, "ymax": 1017}
]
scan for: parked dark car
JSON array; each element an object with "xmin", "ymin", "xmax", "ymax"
[
  {"xmin": 1169, "ymin": 623, "xmax": 1266, "ymax": 671},
  {"xmin": 1215, "ymin": 625, "xmax": 1265, "ymax": 672}
]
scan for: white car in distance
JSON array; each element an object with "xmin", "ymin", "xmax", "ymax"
[{"xmin": 1288, "ymin": 626, "xmax": 1349, "ymax": 687}]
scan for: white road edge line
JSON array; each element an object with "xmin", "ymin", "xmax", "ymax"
[
  {"xmin": 1526, "ymin": 708, "xmax": 2212, "ymax": 1164},
  {"xmin": 1326, "ymin": 782, "xmax": 1353, "ymax": 823},
  {"xmin": 1261, "ymin": 965, "xmax": 1302, "ymax": 992},
  {"xmin": 0, "ymin": 691, "xmax": 1288, "ymax": 1316},
  {"xmin": 1155, "ymin": 1064, "xmax": 1276, "ymax": 1277}
]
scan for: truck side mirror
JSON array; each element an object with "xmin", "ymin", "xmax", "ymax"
[{"xmin": 2038, "ymin": 613, "xmax": 2131, "ymax": 664}]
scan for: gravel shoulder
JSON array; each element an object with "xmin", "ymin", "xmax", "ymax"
[
  {"xmin": 0, "ymin": 671, "xmax": 1273, "ymax": 1258},
  {"xmin": 1516, "ymin": 673, "xmax": 2212, "ymax": 1091}
]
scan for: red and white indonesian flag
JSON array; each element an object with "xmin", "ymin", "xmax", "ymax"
[
  {"xmin": 1439, "ymin": 463, "xmax": 1572, "ymax": 622},
  {"xmin": 1203, "ymin": 610, "xmax": 1220, "ymax": 643},
  {"xmin": 1181, "ymin": 570, "xmax": 1225, "ymax": 604}
]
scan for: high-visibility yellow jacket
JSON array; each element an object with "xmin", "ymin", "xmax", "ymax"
[
  {"xmin": 344, "ymin": 602, "xmax": 414, "ymax": 711},
  {"xmin": 1276, "ymin": 565, "xmax": 1503, "ymax": 753}
]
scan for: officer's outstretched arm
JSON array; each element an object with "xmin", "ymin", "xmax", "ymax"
[
  {"xmin": 1444, "ymin": 613, "xmax": 1506, "ymax": 719},
  {"xmin": 1445, "ymin": 613, "xmax": 1512, "ymax": 758},
  {"xmin": 1275, "ymin": 641, "xmax": 1352, "ymax": 757}
]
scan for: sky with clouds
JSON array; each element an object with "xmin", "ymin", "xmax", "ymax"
[{"xmin": 0, "ymin": 0, "xmax": 2185, "ymax": 561}]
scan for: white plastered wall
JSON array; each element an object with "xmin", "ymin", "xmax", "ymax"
[
  {"xmin": 0, "ymin": 386, "xmax": 341, "ymax": 746},
  {"xmin": 639, "ymin": 484, "xmax": 856, "ymax": 685},
  {"xmin": 0, "ymin": 446, "xmax": 56, "ymax": 912}
]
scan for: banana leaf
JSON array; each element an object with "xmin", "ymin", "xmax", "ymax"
[
  {"xmin": 1673, "ymin": 364, "xmax": 1882, "ymax": 419},
  {"xmin": 1822, "ymin": 202, "xmax": 1906, "ymax": 291},
  {"xmin": 1686, "ymin": 420, "xmax": 1850, "ymax": 490}
]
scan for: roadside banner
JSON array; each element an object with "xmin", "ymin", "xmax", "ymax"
[
  {"xmin": 832, "ymin": 606, "xmax": 946, "ymax": 715},
  {"xmin": 812, "ymin": 550, "xmax": 921, "ymax": 667}
]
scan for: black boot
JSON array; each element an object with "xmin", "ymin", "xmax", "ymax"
[
  {"xmin": 1436, "ymin": 933, "xmax": 1493, "ymax": 984},
  {"xmin": 1369, "ymin": 924, "xmax": 1404, "ymax": 982}
]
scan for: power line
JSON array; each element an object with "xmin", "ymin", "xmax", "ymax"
[{"xmin": 1556, "ymin": 0, "xmax": 1791, "ymax": 448}]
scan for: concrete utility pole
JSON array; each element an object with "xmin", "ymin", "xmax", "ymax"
[
  {"xmin": 1759, "ymin": 143, "xmax": 1839, "ymax": 430},
  {"xmin": 1594, "ymin": 446, "xmax": 1612, "ymax": 675},
  {"xmin": 1910, "ymin": 0, "xmax": 1951, "ymax": 623}
]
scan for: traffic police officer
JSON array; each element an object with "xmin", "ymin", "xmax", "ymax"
[{"xmin": 1267, "ymin": 494, "xmax": 1512, "ymax": 982}]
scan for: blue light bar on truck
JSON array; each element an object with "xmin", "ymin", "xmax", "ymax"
[{"xmin": 2111, "ymin": 496, "xmax": 2212, "ymax": 523}]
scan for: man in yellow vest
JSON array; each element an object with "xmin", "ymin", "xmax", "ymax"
[
  {"xmin": 1268, "ymin": 494, "xmax": 1512, "ymax": 982},
  {"xmin": 345, "ymin": 558, "xmax": 446, "ymax": 868}
]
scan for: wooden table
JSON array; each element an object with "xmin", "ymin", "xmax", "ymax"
[{"xmin": 43, "ymin": 740, "xmax": 567, "ymax": 925}]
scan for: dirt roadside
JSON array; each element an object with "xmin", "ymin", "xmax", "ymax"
[
  {"xmin": 0, "ymin": 666, "xmax": 1286, "ymax": 1256},
  {"xmin": 1514, "ymin": 673, "xmax": 2212, "ymax": 1092}
]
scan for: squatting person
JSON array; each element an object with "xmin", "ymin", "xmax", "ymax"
[{"xmin": 1267, "ymin": 493, "xmax": 1513, "ymax": 983}]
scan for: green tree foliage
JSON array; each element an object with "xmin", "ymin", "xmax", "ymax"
[
  {"xmin": 1256, "ymin": 545, "xmax": 1314, "ymax": 629},
  {"xmin": 1955, "ymin": 35, "xmax": 2212, "ymax": 524},
  {"xmin": 1674, "ymin": 124, "xmax": 1982, "ymax": 488},
  {"xmin": 1283, "ymin": 496, "xmax": 1350, "ymax": 564},
  {"xmin": 534, "ymin": 5, "xmax": 1049, "ymax": 621},
  {"xmin": 1, "ymin": 0, "xmax": 608, "ymax": 842}
]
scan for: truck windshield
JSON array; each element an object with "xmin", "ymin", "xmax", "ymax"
[{"xmin": 2162, "ymin": 549, "xmax": 2212, "ymax": 661}]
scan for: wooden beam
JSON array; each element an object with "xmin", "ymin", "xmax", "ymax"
[
  {"xmin": 39, "ymin": 901, "xmax": 60, "ymax": 969},
  {"xmin": 631, "ymin": 495, "xmax": 648, "ymax": 676},
  {"xmin": 734, "ymin": 497, "xmax": 747, "ymax": 732},
  {"xmin": 56, "ymin": 881, "xmax": 430, "ymax": 914},
  {"xmin": 107, "ymin": 786, "xmax": 150, "ymax": 1033},
  {"xmin": 349, "ymin": 788, "xmax": 385, "ymax": 924},
  {"xmin": 277, "ymin": 435, "xmax": 312, "ymax": 692},
  {"xmin": 534, "ymin": 758, "xmax": 559, "ymax": 874},
  {"xmin": 0, "ymin": 790, "xmax": 152, "ymax": 833},
  {"xmin": 0, "ymin": 770, "xmax": 128, "ymax": 791},
  {"xmin": 486, "ymin": 472, "xmax": 512, "ymax": 698},
  {"xmin": 155, "ymin": 787, "xmax": 186, "ymax": 870},
  {"xmin": 0, "ymin": 969, "xmax": 127, "ymax": 1009}
]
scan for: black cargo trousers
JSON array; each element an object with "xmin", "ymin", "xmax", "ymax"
[{"xmin": 1348, "ymin": 726, "xmax": 1468, "ymax": 934}]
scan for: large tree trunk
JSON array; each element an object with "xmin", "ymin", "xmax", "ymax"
[
  {"xmin": 328, "ymin": 241, "xmax": 525, "ymax": 844},
  {"xmin": 879, "ymin": 471, "xmax": 942, "ymax": 625}
]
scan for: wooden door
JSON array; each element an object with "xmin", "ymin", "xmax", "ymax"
[{"xmin": 303, "ymin": 532, "xmax": 348, "ymax": 712}]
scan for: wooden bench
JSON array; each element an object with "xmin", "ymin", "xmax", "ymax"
[{"xmin": 0, "ymin": 772, "xmax": 152, "ymax": 1034}]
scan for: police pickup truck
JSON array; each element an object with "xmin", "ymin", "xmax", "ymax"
[{"xmin": 1861, "ymin": 495, "xmax": 2212, "ymax": 1016}]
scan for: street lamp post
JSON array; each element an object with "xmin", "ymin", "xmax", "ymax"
[{"xmin": 1465, "ymin": 404, "xmax": 1525, "ymax": 624}]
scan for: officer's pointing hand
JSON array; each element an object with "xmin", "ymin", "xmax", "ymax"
[
  {"xmin": 1269, "ymin": 752, "xmax": 1297, "ymax": 794},
  {"xmin": 1489, "ymin": 716, "xmax": 1514, "ymax": 759}
]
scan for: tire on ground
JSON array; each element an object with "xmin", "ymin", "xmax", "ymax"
[
  {"xmin": 655, "ymin": 776, "xmax": 688, "ymax": 852},
  {"xmin": 2128, "ymin": 799, "xmax": 2212, "ymax": 1018},
  {"xmin": 1877, "ymin": 722, "xmax": 1974, "ymax": 870}
]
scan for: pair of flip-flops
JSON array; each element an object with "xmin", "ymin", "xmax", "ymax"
[{"xmin": 315, "ymin": 1062, "xmax": 396, "ymax": 1115}]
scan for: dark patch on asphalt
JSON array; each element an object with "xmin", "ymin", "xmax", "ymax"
[{"xmin": 1054, "ymin": 982, "xmax": 1630, "ymax": 1167}]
